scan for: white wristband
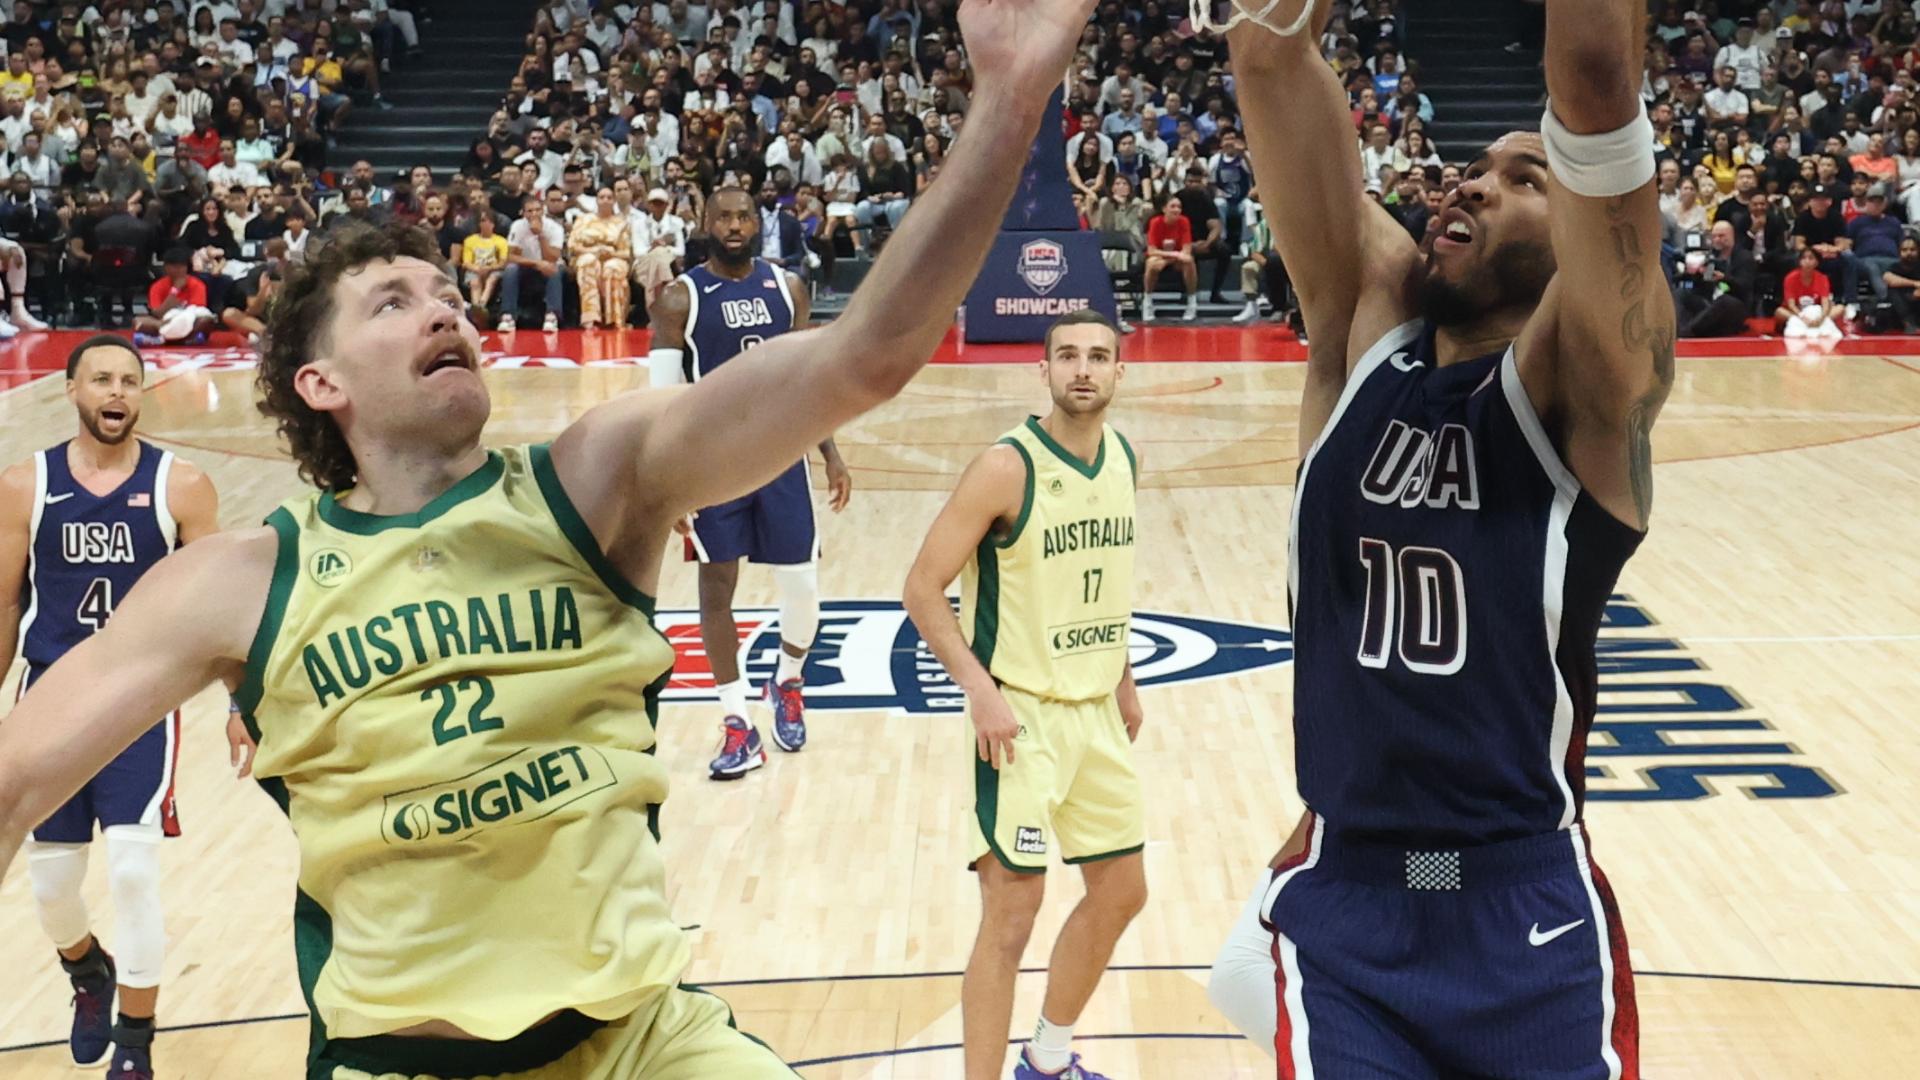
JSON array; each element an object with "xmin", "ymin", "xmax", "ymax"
[
  {"xmin": 1539, "ymin": 99, "xmax": 1657, "ymax": 199},
  {"xmin": 647, "ymin": 347, "xmax": 686, "ymax": 387}
]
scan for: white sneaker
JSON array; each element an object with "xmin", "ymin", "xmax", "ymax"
[
  {"xmin": 1141, "ymin": 297, "xmax": 1155, "ymax": 321},
  {"xmin": 9, "ymin": 304, "xmax": 45, "ymax": 331},
  {"xmin": 497, "ymin": 314, "xmax": 516, "ymax": 333},
  {"xmin": 1184, "ymin": 296, "xmax": 1198, "ymax": 321},
  {"xmin": 1233, "ymin": 301, "xmax": 1259, "ymax": 324},
  {"xmin": 1846, "ymin": 303, "xmax": 1860, "ymax": 321},
  {"xmin": 0, "ymin": 312, "xmax": 20, "ymax": 339},
  {"xmin": 542, "ymin": 312, "xmax": 559, "ymax": 332}
]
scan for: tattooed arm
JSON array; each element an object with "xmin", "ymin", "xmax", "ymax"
[{"xmin": 1515, "ymin": 0, "xmax": 1675, "ymax": 530}]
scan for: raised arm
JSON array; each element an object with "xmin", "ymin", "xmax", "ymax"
[
  {"xmin": 1517, "ymin": 0, "xmax": 1675, "ymax": 530},
  {"xmin": 0, "ymin": 527, "xmax": 272, "ymax": 884},
  {"xmin": 167, "ymin": 458, "xmax": 221, "ymax": 543},
  {"xmin": 1229, "ymin": 1, "xmax": 1422, "ymax": 453},
  {"xmin": 553, "ymin": 0, "xmax": 1096, "ymax": 539}
]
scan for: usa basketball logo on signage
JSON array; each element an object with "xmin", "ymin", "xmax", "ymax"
[
  {"xmin": 1016, "ymin": 239, "xmax": 1068, "ymax": 296},
  {"xmin": 655, "ymin": 599, "xmax": 1292, "ymax": 715}
]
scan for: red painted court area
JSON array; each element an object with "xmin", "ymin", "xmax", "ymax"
[{"xmin": 3, "ymin": 326, "xmax": 1918, "ymax": 390}]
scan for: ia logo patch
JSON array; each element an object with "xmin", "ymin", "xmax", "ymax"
[{"xmin": 654, "ymin": 599, "xmax": 1291, "ymax": 714}]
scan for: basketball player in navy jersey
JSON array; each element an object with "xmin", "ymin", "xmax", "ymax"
[
  {"xmin": 1204, "ymin": 1, "xmax": 1671, "ymax": 1077},
  {"xmin": 647, "ymin": 187, "xmax": 853, "ymax": 779},
  {"xmin": 0, "ymin": 335, "xmax": 221, "ymax": 1078}
]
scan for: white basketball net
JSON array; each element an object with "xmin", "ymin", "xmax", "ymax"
[{"xmin": 1190, "ymin": 0, "xmax": 1314, "ymax": 36}]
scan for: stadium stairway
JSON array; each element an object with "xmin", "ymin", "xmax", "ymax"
[
  {"xmin": 328, "ymin": 0, "xmax": 527, "ymax": 181},
  {"xmin": 1405, "ymin": 1, "xmax": 1545, "ymax": 157}
]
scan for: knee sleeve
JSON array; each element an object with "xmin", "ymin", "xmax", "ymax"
[
  {"xmin": 104, "ymin": 826, "xmax": 166, "ymax": 989},
  {"xmin": 1207, "ymin": 869, "xmax": 1279, "ymax": 1058},
  {"xmin": 773, "ymin": 561, "xmax": 820, "ymax": 651},
  {"xmin": 26, "ymin": 841, "xmax": 92, "ymax": 951}
]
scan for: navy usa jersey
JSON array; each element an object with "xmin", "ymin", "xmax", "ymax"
[
  {"xmin": 1288, "ymin": 320, "xmax": 1644, "ymax": 847},
  {"xmin": 20, "ymin": 440, "xmax": 180, "ymax": 681},
  {"xmin": 680, "ymin": 259, "xmax": 795, "ymax": 380}
]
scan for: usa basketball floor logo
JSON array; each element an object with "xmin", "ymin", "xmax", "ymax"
[
  {"xmin": 655, "ymin": 599, "xmax": 1292, "ymax": 714},
  {"xmin": 1017, "ymin": 239, "xmax": 1068, "ymax": 296}
]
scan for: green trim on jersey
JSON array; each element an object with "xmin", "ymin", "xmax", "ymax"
[
  {"xmin": 994, "ymin": 437, "xmax": 1036, "ymax": 549},
  {"xmin": 680, "ymin": 984, "xmax": 803, "ymax": 1075},
  {"xmin": 973, "ymin": 755, "xmax": 1045, "ymax": 875},
  {"xmin": 1115, "ymin": 429, "xmax": 1137, "ymax": 485},
  {"xmin": 316, "ymin": 451, "xmax": 505, "ymax": 535},
  {"xmin": 527, "ymin": 442, "xmax": 657, "ymax": 615},
  {"xmin": 236, "ymin": 507, "xmax": 301, "ymax": 742},
  {"xmin": 1024, "ymin": 415, "xmax": 1105, "ymax": 480},
  {"xmin": 969, "ymin": 539, "xmax": 1000, "ymax": 669}
]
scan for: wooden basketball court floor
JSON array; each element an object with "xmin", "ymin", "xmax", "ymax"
[{"xmin": 2, "ymin": 326, "xmax": 1918, "ymax": 1078}]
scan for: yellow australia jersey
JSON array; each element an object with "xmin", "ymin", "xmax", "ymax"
[
  {"xmin": 961, "ymin": 417, "xmax": 1137, "ymax": 703},
  {"xmin": 235, "ymin": 444, "xmax": 686, "ymax": 1050}
]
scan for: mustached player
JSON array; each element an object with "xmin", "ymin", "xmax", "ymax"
[
  {"xmin": 648, "ymin": 186, "xmax": 853, "ymax": 780},
  {"xmin": 0, "ymin": 335, "xmax": 220, "ymax": 1078},
  {"xmin": 1203, "ymin": 1, "xmax": 1671, "ymax": 1076}
]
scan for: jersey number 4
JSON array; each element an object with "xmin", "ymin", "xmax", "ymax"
[
  {"xmin": 1357, "ymin": 538, "xmax": 1466, "ymax": 675},
  {"xmin": 77, "ymin": 577, "xmax": 114, "ymax": 631}
]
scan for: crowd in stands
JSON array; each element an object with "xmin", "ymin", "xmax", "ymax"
[
  {"xmin": 9, "ymin": 0, "xmax": 1920, "ymax": 341},
  {"xmin": 1645, "ymin": 0, "xmax": 1920, "ymax": 337},
  {"xmin": 0, "ymin": 0, "xmax": 428, "ymax": 341}
]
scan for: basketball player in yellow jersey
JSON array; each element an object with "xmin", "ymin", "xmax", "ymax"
[
  {"xmin": 904, "ymin": 311, "xmax": 1145, "ymax": 1080},
  {"xmin": 0, "ymin": 3, "xmax": 1099, "ymax": 1076}
]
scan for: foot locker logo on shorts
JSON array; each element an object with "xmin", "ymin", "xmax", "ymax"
[{"xmin": 1015, "ymin": 827, "xmax": 1046, "ymax": 855}]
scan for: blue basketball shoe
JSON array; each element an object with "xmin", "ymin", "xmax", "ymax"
[
  {"xmin": 59, "ymin": 945, "xmax": 115, "ymax": 1067},
  {"xmin": 1012, "ymin": 1048, "xmax": 1111, "ymax": 1079},
  {"xmin": 108, "ymin": 1020, "xmax": 154, "ymax": 1079},
  {"xmin": 708, "ymin": 716, "xmax": 766, "ymax": 780},
  {"xmin": 764, "ymin": 677, "xmax": 807, "ymax": 752}
]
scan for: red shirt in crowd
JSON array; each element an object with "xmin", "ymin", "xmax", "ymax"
[
  {"xmin": 148, "ymin": 274, "xmax": 208, "ymax": 312},
  {"xmin": 1782, "ymin": 268, "xmax": 1832, "ymax": 310},
  {"xmin": 179, "ymin": 127, "xmax": 221, "ymax": 169},
  {"xmin": 1148, "ymin": 213, "xmax": 1192, "ymax": 252}
]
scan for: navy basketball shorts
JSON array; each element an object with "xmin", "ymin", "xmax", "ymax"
[
  {"xmin": 1262, "ymin": 814, "xmax": 1638, "ymax": 1079},
  {"xmin": 27, "ymin": 666, "xmax": 182, "ymax": 842},
  {"xmin": 687, "ymin": 459, "xmax": 819, "ymax": 566}
]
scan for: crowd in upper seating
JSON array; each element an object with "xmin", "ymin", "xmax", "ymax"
[{"xmin": 0, "ymin": 0, "xmax": 428, "ymax": 341}]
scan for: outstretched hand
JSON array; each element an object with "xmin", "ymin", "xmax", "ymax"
[{"xmin": 958, "ymin": 0, "xmax": 1101, "ymax": 105}]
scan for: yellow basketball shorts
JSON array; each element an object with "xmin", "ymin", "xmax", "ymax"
[
  {"xmin": 328, "ymin": 984, "xmax": 794, "ymax": 1080},
  {"xmin": 969, "ymin": 685, "xmax": 1145, "ymax": 874}
]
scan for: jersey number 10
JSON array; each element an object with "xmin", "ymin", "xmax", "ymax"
[{"xmin": 1357, "ymin": 538, "xmax": 1466, "ymax": 675}]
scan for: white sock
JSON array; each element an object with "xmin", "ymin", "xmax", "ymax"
[
  {"xmin": 776, "ymin": 648, "xmax": 805, "ymax": 685},
  {"xmin": 717, "ymin": 679, "xmax": 750, "ymax": 720},
  {"xmin": 1028, "ymin": 1016, "xmax": 1073, "ymax": 1071}
]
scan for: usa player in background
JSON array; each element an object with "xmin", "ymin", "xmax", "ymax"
[
  {"xmin": 0, "ymin": 335, "xmax": 222, "ymax": 1079},
  {"xmin": 648, "ymin": 187, "xmax": 854, "ymax": 780},
  {"xmin": 1204, "ymin": 0, "xmax": 1671, "ymax": 1076}
]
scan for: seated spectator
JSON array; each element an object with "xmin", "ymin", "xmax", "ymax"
[
  {"xmin": 501, "ymin": 196, "xmax": 566, "ymax": 332},
  {"xmin": 179, "ymin": 194, "xmax": 241, "ymax": 264},
  {"xmin": 1672, "ymin": 222, "xmax": 1758, "ymax": 338},
  {"xmin": 1142, "ymin": 194, "xmax": 1196, "ymax": 322},
  {"xmin": 135, "ymin": 247, "xmax": 215, "ymax": 342},
  {"xmin": 207, "ymin": 139, "xmax": 263, "ymax": 193},
  {"xmin": 569, "ymin": 186, "xmax": 634, "ymax": 329},
  {"xmin": 0, "ymin": 230, "xmax": 45, "ymax": 331},
  {"xmin": 1068, "ymin": 133, "xmax": 1111, "ymax": 202},
  {"xmin": 1091, "ymin": 174, "xmax": 1149, "ymax": 273},
  {"xmin": 461, "ymin": 202, "xmax": 510, "ymax": 311},
  {"xmin": 1673, "ymin": 176, "xmax": 1710, "ymax": 234},
  {"xmin": 1174, "ymin": 165, "xmax": 1229, "ymax": 303},
  {"xmin": 1879, "ymin": 235, "xmax": 1920, "ymax": 334},
  {"xmin": 854, "ymin": 139, "xmax": 912, "ymax": 241},
  {"xmin": 1235, "ymin": 195, "xmax": 1290, "ymax": 326},
  {"xmin": 1794, "ymin": 182, "xmax": 1862, "ymax": 305},
  {"xmin": 629, "ymin": 184, "xmax": 689, "ymax": 307},
  {"xmin": 220, "ymin": 239, "xmax": 287, "ymax": 339},
  {"xmin": 1778, "ymin": 247, "xmax": 1841, "ymax": 337},
  {"xmin": 1847, "ymin": 184, "xmax": 1904, "ymax": 304}
]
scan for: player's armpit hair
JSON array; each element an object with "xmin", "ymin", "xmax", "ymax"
[{"xmin": 255, "ymin": 222, "xmax": 453, "ymax": 492}]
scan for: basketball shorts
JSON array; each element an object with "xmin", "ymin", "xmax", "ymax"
[
  {"xmin": 325, "ymin": 984, "xmax": 794, "ymax": 1080},
  {"xmin": 26, "ymin": 665, "xmax": 181, "ymax": 843},
  {"xmin": 686, "ymin": 459, "xmax": 818, "ymax": 566},
  {"xmin": 1263, "ymin": 814, "xmax": 1639, "ymax": 1079},
  {"xmin": 970, "ymin": 685, "xmax": 1144, "ymax": 874}
]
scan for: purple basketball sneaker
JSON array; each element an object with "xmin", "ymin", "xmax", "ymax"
[
  {"xmin": 764, "ymin": 677, "xmax": 806, "ymax": 752},
  {"xmin": 1012, "ymin": 1047, "xmax": 1111, "ymax": 1079},
  {"xmin": 708, "ymin": 716, "xmax": 766, "ymax": 779}
]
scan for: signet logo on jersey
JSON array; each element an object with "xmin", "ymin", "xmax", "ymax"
[
  {"xmin": 1017, "ymin": 239, "xmax": 1068, "ymax": 295},
  {"xmin": 381, "ymin": 744, "xmax": 617, "ymax": 846},
  {"xmin": 655, "ymin": 600, "xmax": 1292, "ymax": 714},
  {"xmin": 308, "ymin": 548, "xmax": 352, "ymax": 587}
]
